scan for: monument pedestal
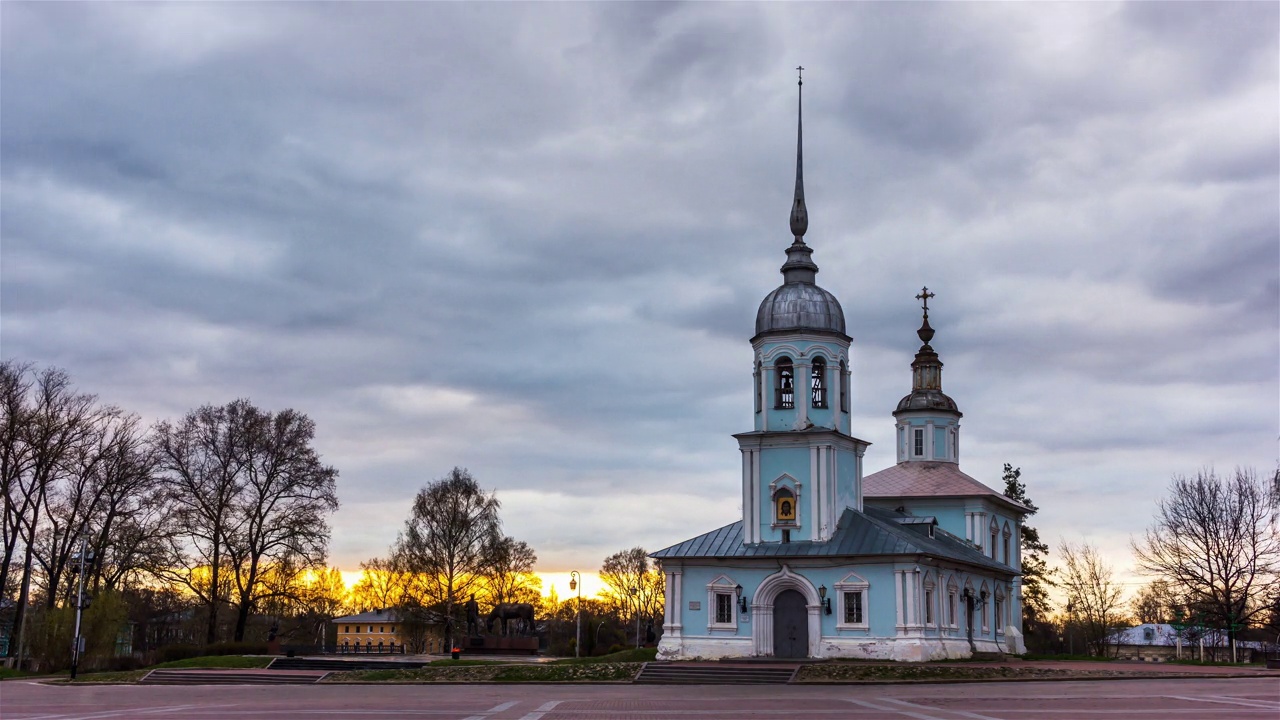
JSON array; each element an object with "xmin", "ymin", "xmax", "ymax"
[{"xmin": 465, "ymin": 635, "xmax": 539, "ymax": 655}]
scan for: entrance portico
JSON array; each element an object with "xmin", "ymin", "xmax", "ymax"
[{"xmin": 750, "ymin": 565, "xmax": 821, "ymax": 658}]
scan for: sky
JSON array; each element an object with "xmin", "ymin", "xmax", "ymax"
[{"xmin": 2, "ymin": 2, "xmax": 1277, "ymax": 599}]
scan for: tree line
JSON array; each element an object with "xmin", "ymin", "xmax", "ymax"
[
  {"xmin": 1, "ymin": 361, "xmax": 340, "ymax": 670},
  {"xmin": 1004, "ymin": 463, "xmax": 1279, "ymax": 657},
  {"xmin": 346, "ymin": 466, "xmax": 664, "ymax": 655}
]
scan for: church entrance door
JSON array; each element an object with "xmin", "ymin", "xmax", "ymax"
[{"xmin": 772, "ymin": 589, "xmax": 808, "ymax": 658}]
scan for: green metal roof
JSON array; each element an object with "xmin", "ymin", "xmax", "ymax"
[{"xmin": 651, "ymin": 505, "xmax": 1013, "ymax": 575}]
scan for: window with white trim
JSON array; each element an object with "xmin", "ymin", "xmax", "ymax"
[
  {"xmin": 994, "ymin": 592, "xmax": 1004, "ymax": 634},
  {"xmin": 947, "ymin": 576, "xmax": 960, "ymax": 628},
  {"xmin": 835, "ymin": 572, "xmax": 870, "ymax": 630},
  {"xmin": 715, "ymin": 593, "xmax": 733, "ymax": 624},
  {"xmin": 990, "ymin": 519, "xmax": 1000, "ymax": 559},
  {"xmin": 980, "ymin": 584, "xmax": 990, "ymax": 632},
  {"xmin": 705, "ymin": 575, "xmax": 738, "ymax": 631},
  {"xmin": 839, "ymin": 360, "xmax": 848, "ymax": 412},
  {"xmin": 923, "ymin": 573, "xmax": 936, "ymax": 626},
  {"xmin": 754, "ymin": 360, "xmax": 762, "ymax": 414},
  {"xmin": 913, "ymin": 428, "xmax": 925, "ymax": 457},
  {"xmin": 775, "ymin": 358, "xmax": 794, "ymax": 409},
  {"xmin": 1002, "ymin": 522, "xmax": 1012, "ymax": 566},
  {"xmin": 811, "ymin": 357, "xmax": 827, "ymax": 408}
]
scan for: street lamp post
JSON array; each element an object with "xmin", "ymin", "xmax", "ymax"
[
  {"xmin": 569, "ymin": 571, "xmax": 582, "ymax": 659},
  {"xmin": 630, "ymin": 588, "xmax": 640, "ymax": 649},
  {"xmin": 69, "ymin": 537, "xmax": 92, "ymax": 681}
]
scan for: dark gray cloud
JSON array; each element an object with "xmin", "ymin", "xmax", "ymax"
[{"xmin": 3, "ymin": 2, "xmax": 1275, "ymax": 578}]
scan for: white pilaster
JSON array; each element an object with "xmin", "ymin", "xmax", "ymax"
[
  {"xmin": 751, "ymin": 451, "xmax": 761, "ymax": 543},
  {"xmin": 809, "ymin": 446, "xmax": 819, "ymax": 541}
]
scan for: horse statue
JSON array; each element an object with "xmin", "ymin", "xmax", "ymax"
[{"xmin": 485, "ymin": 602, "xmax": 536, "ymax": 636}]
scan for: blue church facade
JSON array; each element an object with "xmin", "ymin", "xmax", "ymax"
[{"xmin": 652, "ymin": 77, "xmax": 1028, "ymax": 661}]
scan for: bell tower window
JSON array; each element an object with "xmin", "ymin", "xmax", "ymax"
[
  {"xmin": 811, "ymin": 358, "xmax": 827, "ymax": 408},
  {"xmin": 913, "ymin": 428, "xmax": 925, "ymax": 458},
  {"xmin": 839, "ymin": 360, "xmax": 848, "ymax": 412},
  {"xmin": 775, "ymin": 358, "xmax": 794, "ymax": 409},
  {"xmin": 754, "ymin": 360, "xmax": 762, "ymax": 414}
]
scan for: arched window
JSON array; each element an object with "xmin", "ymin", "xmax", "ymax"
[
  {"xmin": 839, "ymin": 360, "xmax": 848, "ymax": 412},
  {"xmin": 774, "ymin": 487, "xmax": 796, "ymax": 524},
  {"xmin": 754, "ymin": 360, "xmax": 762, "ymax": 414},
  {"xmin": 811, "ymin": 358, "xmax": 827, "ymax": 408},
  {"xmin": 775, "ymin": 358, "xmax": 794, "ymax": 409}
]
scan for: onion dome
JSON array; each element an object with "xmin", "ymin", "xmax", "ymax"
[{"xmin": 894, "ymin": 287, "xmax": 962, "ymax": 416}]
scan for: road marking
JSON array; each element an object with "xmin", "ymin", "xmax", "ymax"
[
  {"xmin": 847, "ymin": 698, "xmax": 950, "ymax": 720},
  {"xmin": 516, "ymin": 700, "xmax": 563, "ymax": 720},
  {"xmin": 41, "ymin": 705, "xmax": 212, "ymax": 720},
  {"xmin": 1167, "ymin": 695, "xmax": 1280, "ymax": 710},
  {"xmin": 462, "ymin": 701, "xmax": 521, "ymax": 720},
  {"xmin": 882, "ymin": 698, "xmax": 1005, "ymax": 720}
]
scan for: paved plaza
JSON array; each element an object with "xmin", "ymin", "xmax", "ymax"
[{"xmin": 3, "ymin": 676, "xmax": 1278, "ymax": 720}]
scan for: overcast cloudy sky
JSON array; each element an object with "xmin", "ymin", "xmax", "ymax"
[{"xmin": 3, "ymin": 2, "xmax": 1276, "ymax": 593}]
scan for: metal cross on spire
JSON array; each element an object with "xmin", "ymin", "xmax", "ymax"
[
  {"xmin": 916, "ymin": 286, "xmax": 935, "ymax": 316},
  {"xmin": 797, "ymin": 65, "xmax": 804, "ymax": 85}
]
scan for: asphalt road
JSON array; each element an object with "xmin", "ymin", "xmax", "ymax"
[{"xmin": 2, "ymin": 677, "xmax": 1277, "ymax": 720}]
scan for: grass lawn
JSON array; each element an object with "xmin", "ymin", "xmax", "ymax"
[{"xmin": 47, "ymin": 655, "xmax": 274, "ymax": 683}]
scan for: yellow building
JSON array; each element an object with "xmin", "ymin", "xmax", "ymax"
[{"xmin": 333, "ymin": 609, "xmax": 406, "ymax": 653}]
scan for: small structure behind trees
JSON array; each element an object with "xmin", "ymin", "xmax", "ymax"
[
  {"xmin": 1131, "ymin": 467, "xmax": 1279, "ymax": 649},
  {"xmin": 1058, "ymin": 540, "xmax": 1129, "ymax": 657}
]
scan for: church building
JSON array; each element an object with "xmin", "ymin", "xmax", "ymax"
[{"xmin": 652, "ymin": 76, "xmax": 1028, "ymax": 662}]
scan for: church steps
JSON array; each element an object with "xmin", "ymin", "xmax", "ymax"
[
  {"xmin": 634, "ymin": 663, "xmax": 797, "ymax": 685},
  {"xmin": 267, "ymin": 657, "xmax": 426, "ymax": 671},
  {"xmin": 140, "ymin": 669, "xmax": 328, "ymax": 685}
]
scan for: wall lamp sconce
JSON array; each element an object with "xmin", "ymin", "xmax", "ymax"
[
  {"xmin": 735, "ymin": 584, "xmax": 748, "ymax": 613},
  {"xmin": 818, "ymin": 585, "xmax": 832, "ymax": 615}
]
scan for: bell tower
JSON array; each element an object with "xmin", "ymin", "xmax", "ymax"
[
  {"xmin": 893, "ymin": 288, "xmax": 963, "ymax": 464},
  {"xmin": 736, "ymin": 69, "xmax": 869, "ymax": 546}
]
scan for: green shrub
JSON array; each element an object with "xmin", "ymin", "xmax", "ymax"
[
  {"xmin": 205, "ymin": 641, "xmax": 269, "ymax": 656},
  {"xmin": 157, "ymin": 644, "xmax": 202, "ymax": 663}
]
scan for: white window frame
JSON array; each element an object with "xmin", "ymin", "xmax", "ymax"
[
  {"xmin": 994, "ymin": 587, "xmax": 1006, "ymax": 636},
  {"xmin": 946, "ymin": 578, "xmax": 959, "ymax": 629},
  {"xmin": 705, "ymin": 575, "xmax": 738, "ymax": 632},
  {"xmin": 912, "ymin": 427, "xmax": 925, "ymax": 458},
  {"xmin": 923, "ymin": 573, "xmax": 937, "ymax": 627},
  {"xmin": 769, "ymin": 475, "xmax": 802, "ymax": 530},
  {"xmin": 989, "ymin": 518, "xmax": 1000, "ymax": 560},
  {"xmin": 835, "ymin": 572, "xmax": 870, "ymax": 631},
  {"xmin": 980, "ymin": 582, "xmax": 991, "ymax": 633},
  {"xmin": 1002, "ymin": 522, "xmax": 1013, "ymax": 566}
]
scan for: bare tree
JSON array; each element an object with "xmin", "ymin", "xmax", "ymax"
[
  {"xmin": 479, "ymin": 536, "xmax": 539, "ymax": 606},
  {"xmin": 1130, "ymin": 579, "xmax": 1179, "ymax": 625},
  {"xmin": 153, "ymin": 402, "xmax": 246, "ymax": 644},
  {"xmin": 155, "ymin": 399, "xmax": 339, "ymax": 643},
  {"xmin": 390, "ymin": 467, "xmax": 500, "ymax": 648},
  {"xmin": 600, "ymin": 547, "xmax": 665, "ymax": 643},
  {"xmin": 1132, "ymin": 468, "xmax": 1279, "ymax": 644},
  {"xmin": 223, "ymin": 405, "xmax": 338, "ymax": 641},
  {"xmin": 0, "ymin": 365, "xmax": 104, "ymax": 660},
  {"xmin": 349, "ymin": 556, "xmax": 408, "ymax": 612},
  {"xmin": 1059, "ymin": 540, "xmax": 1128, "ymax": 657}
]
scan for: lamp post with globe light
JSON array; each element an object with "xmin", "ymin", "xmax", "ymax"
[{"xmin": 569, "ymin": 571, "xmax": 582, "ymax": 658}]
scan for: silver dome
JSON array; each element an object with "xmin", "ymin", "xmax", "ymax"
[
  {"xmin": 894, "ymin": 389, "xmax": 961, "ymax": 415},
  {"xmin": 755, "ymin": 282, "xmax": 847, "ymax": 336}
]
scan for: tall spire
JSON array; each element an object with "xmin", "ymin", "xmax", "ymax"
[
  {"xmin": 789, "ymin": 66, "xmax": 808, "ymax": 241},
  {"xmin": 780, "ymin": 66, "xmax": 818, "ymax": 284}
]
